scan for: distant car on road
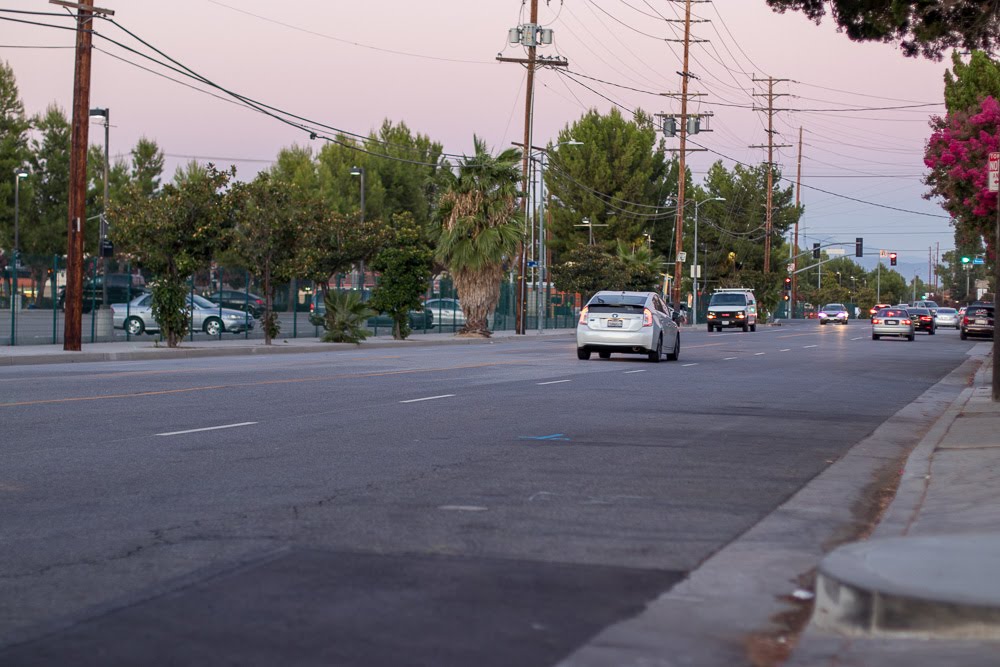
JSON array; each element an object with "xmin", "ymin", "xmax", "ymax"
[
  {"xmin": 869, "ymin": 303, "xmax": 890, "ymax": 319},
  {"xmin": 111, "ymin": 293, "xmax": 255, "ymax": 336},
  {"xmin": 907, "ymin": 307, "xmax": 936, "ymax": 335},
  {"xmin": 961, "ymin": 304, "xmax": 994, "ymax": 340},
  {"xmin": 705, "ymin": 288, "xmax": 757, "ymax": 332},
  {"xmin": 911, "ymin": 300, "xmax": 940, "ymax": 315},
  {"xmin": 871, "ymin": 307, "xmax": 915, "ymax": 341},
  {"xmin": 818, "ymin": 303, "xmax": 849, "ymax": 325},
  {"xmin": 576, "ymin": 290, "xmax": 680, "ymax": 362},
  {"xmin": 933, "ymin": 307, "xmax": 960, "ymax": 329}
]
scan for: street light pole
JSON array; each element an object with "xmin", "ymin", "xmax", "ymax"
[
  {"xmin": 13, "ymin": 169, "xmax": 28, "ymax": 314},
  {"xmin": 350, "ymin": 166, "xmax": 366, "ymax": 296},
  {"xmin": 691, "ymin": 196, "xmax": 725, "ymax": 326},
  {"xmin": 90, "ymin": 107, "xmax": 109, "ymax": 307}
]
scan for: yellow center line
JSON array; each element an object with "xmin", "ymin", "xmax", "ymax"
[{"xmin": 0, "ymin": 361, "xmax": 519, "ymax": 408}]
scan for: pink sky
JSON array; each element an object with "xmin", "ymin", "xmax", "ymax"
[{"xmin": 3, "ymin": 0, "xmax": 956, "ymax": 273}]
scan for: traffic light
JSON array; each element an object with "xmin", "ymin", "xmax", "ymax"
[
  {"xmin": 783, "ymin": 276, "xmax": 792, "ymax": 291},
  {"xmin": 855, "ymin": 237, "xmax": 863, "ymax": 258},
  {"xmin": 961, "ymin": 255, "xmax": 971, "ymax": 264},
  {"xmin": 813, "ymin": 243, "xmax": 821, "ymax": 259},
  {"xmin": 889, "ymin": 252, "xmax": 897, "ymax": 266}
]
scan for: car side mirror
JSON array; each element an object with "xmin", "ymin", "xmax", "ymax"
[{"xmin": 671, "ymin": 311, "xmax": 681, "ymax": 323}]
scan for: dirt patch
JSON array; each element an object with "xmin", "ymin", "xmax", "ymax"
[{"xmin": 743, "ymin": 459, "xmax": 906, "ymax": 666}]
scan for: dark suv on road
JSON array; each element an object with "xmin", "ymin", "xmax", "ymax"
[
  {"xmin": 961, "ymin": 303, "xmax": 994, "ymax": 340},
  {"xmin": 58, "ymin": 273, "xmax": 147, "ymax": 312}
]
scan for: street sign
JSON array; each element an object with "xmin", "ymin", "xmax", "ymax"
[
  {"xmin": 879, "ymin": 249, "xmax": 889, "ymax": 258},
  {"xmin": 526, "ymin": 260, "xmax": 538, "ymax": 268},
  {"xmin": 690, "ymin": 264, "xmax": 701, "ymax": 278},
  {"xmin": 974, "ymin": 256, "xmax": 985, "ymax": 265},
  {"xmin": 677, "ymin": 251, "xmax": 687, "ymax": 263},
  {"xmin": 827, "ymin": 248, "xmax": 845, "ymax": 256},
  {"xmin": 787, "ymin": 263, "xmax": 794, "ymax": 273},
  {"xmin": 990, "ymin": 152, "xmax": 1000, "ymax": 193}
]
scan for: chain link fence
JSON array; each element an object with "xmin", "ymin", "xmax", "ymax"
[{"xmin": 1, "ymin": 255, "xmax": 581, "ymax": 346}]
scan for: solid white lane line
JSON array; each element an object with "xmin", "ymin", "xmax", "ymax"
[
  {"xmin": 537, "ymin": 380, "xmax": 571, "ymax": 385},
  {"xmin": 157, "ymin": 422, "xmax": 257, "ymax": 437},
  {"xmin": 624, "ymin": 370, "xmax": 647, "ymax": 374},
  {"xmin": 400, "ymin": 394, "xmax": 455, "ymax": 403},
  {"xmin": 803, "ymin": 345, "xmax": 818, "ymax": 349},
  {"xmin": 682, "ymin": 363, "xmax": 698, "ymax": 367},
  {"xmin": 780, "ymin": 348, "xmax": 792, "ymax": 352},
  {"xmin": 439, "ymin": 505, "xmax": 488, "ymax": 512}
]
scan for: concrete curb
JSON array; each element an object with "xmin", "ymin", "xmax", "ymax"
[{"xmin": 0, "ymin": 331, "xmax": 576, "ymax": 367}]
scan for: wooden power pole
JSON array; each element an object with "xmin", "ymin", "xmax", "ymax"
[
  {"xmin": 56, "ymin": 0, "xmax": 114, "ymax": 351},
  {"xmin": 793, "ymin": 126, "xmax": 803, "ymax": 313},
  {"xmin": 751, "ymin": 76, "xmax": 790, "ymax": 274},
  {"xmin": 498, "ymin": 2, "xmax": 567, "ymax": 334}
]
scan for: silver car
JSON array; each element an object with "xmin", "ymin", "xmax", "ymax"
[
  {"xmin": 871, "ymin": 307, "xmax": 914, "ymax": 341},
  {"xmin": 818, "ymin": 303, "xmax": 849, "ymax": 325},
  {"xmin": 576, "ymin": 291, "xmax": 680, "ymax": 362},
  {"xmin": 111, "ymin": 293, "xmax": 255, "ymax": 336},
  {"xmin": 424, "ymin": 298, "xmax": 466, "ymax": 329},
  {"xmin": 934, "ymin": 307, "xmax": 960, "ymax": 329}
]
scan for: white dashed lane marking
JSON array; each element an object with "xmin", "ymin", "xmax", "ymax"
[
  {"xmin": 624, "ymin": 370, "xmax": 647, "ymax": 374},
  {"xmin": 157, "ymin": 422, "xmax": 257, "ymax": 437},
  {"xmin": 724, "ymin": 357, "xmax": 738, "ymax": 360},
  {"xmin": 682, "ymin": 363, "xmax": 698, "ymax": 367},
  {"xmin": 804, "ymin": 345, "xmax": 818, "ymax": 349},
  {"xmin": 780, "ymin": 348, "xmax": 791, "ymax": 352},
  {"xmin": 537, "ymin": 380, "xmax": 571, "ymax": 385},
  {"xmin": 400, "ymin": 394, "xmax": 455, "ymax": 403},
  {"xmin": 754, "ymin": 352, "xmax": 766, "ymax": 356}
]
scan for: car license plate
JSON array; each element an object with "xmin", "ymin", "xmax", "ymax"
[
  {"xmin": 886, "ymin": 319, "xmax": 898, "ymax": 325},
  {"xmin": 721, "ymin": 320, "xmax": 729, "ymax": 325},
  {"xmin": 607, "ymin": 319, "xmax": 623, "ymax": 328},
  {"xmin": 976, "ymin": 319, "xmax": 987, "ymax": 325}
]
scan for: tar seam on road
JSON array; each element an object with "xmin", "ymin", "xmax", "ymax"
[
  {"xmin": 156, "ymin": 422, "xmax": 258, "ymax": 437},
  {"xmin": 400, "ymin": 394, "xmax": 455, "ymax": 403}
]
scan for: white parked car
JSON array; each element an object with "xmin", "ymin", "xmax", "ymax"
[
  {"xmin": 111, "ymin": 293, "xmax": 255, "ymax": 336},
  {"xmin": 576, "ymin": 291, "xmax": 680, "ymax": 362}
]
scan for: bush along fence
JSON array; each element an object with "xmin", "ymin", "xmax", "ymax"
[{"xmin": 0, "ymin": 256, "xmax": 582, "ymax": 346}]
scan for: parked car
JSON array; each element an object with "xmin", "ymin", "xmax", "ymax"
[
  {"xmin": 961, "ymin": 304, "xmax": 995, "ymax": 340},
  {"xmin": 907, "ymin": 307, "xmax": 936, "ymax": 335},
  {"xmin": 576, "ymin": 291, "xmax": 680, "ymax": 362},
  {"xmin": 933, "ymin": 307, "xmax": 960, "ymax": 329},
  {"xmin": 871, "ymin": 307, "xmax": 915, "ymax": 341},
  {"xmin": 58, "ymin": 273, "xmax": 147, "ymax": 313},
  {"xmin": 203, "ymin": 290, "xmax": 265, "ymax": 318},
  {"xmin": 818, "ymin": 303, "xmax": 849, "ymax": 325},
  {"xmin": 423, "ymin": 298, "xmax": 466, "ymax": 329},
  {"xmin": 111, "ymin": 293, "xmax": 255, "ymax": 335},
  {"xmin": 308, "ymin": 293, "xmax": 433, "ymax": 330}
]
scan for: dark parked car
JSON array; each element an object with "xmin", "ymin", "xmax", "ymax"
[
  {"xmin": 907, "ymin": 307, "xmax": 936, "ymax": 335},
  {"xmin": 308, "ymin": 293, "xmax": 433, "ymax": 331},
  {"xmin": 58, "ymin": 273, "xmax": 147, "ymax": 312},
  {"xmin": 961, "ymin": 304, "xmax": 994, "ymax": 340},
  {"xmin": 203, "ymin": 290, "xmax": 265, "ymax": 318}
]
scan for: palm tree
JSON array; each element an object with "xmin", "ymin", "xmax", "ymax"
[{"xmin": 436, "ymin": 137, "xmax": 523, "ymax": 336}]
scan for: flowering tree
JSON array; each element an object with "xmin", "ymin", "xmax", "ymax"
[{"xmin": 924, "ymin": 96, "xmax": 1000, "ymax": 261}]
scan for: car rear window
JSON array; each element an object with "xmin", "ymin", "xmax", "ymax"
[
  {"xmin": 709, "ymin": 294, "xmax": 748, "ymax": 306},
  {"xmin": 968, "ymin": 306, "xmax": 994, "ymax": 317},
  {"xmin": 879, "ymin": 309, "xmax": 907, "ymax": 317}
]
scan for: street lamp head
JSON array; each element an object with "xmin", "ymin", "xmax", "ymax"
[
  {"xmin": 15, "ymin": 168, "xmax": 28, "ymax": 179},
  {"xmin": 350, "ymin": 166, "xmax": 364, "ymax": 177},
  {"xmin": 89, "ymin": 107, "xmax": 108, "ymax": 118}
]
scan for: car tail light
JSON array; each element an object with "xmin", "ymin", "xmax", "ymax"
[
  {"xmin": 963, "ymin": 316, "xmax": 970, "ymax": 325},
  {"xmin": 578, "ymin": 306, "xmax": 589, "ymax": 325},
  {"xmin": 902, "ymin": 319, "xmax": 912, "ymax": 325},
  {"xmin": 872, "ymin": 318, "xmax": 881, "ymax": 324},
  {"xmin": 255, "ymin": 299, "xmax": 263, "ymax": 305},
  {"xmin": 642, "ymin": 308, "xmax": 653, "ymax": 327}
]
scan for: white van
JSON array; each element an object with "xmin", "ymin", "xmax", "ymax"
[{"xmin": 706, "ymin": 288, "xmax": 757, "ymax": 332}]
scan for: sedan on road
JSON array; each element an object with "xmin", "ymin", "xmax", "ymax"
[
  {"xmin": 871, "ymin": 308, "xmax": 914, "ymax": 341},
  {"xmin": 112, "ymin": 293, "xmax": 255, "ymax": 336},
  {"xmin": 818, "ymin": 303, "xmax": 849, "ymax": 325},
  {"xmin": 933, "ymin": 307, "xmax": 960, "ymax": 329},
  {"xmin": 961, "ymin": 304, "xmax": 995, "ymax": 340},
  {"xmin": 576, "ymin": 291, "xmax": 680, "ymax": 362},
  {"xmin": 907, "ymin": 307, "xmax": 936, "ymax": 335}
]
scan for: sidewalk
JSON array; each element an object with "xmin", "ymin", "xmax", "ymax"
[
  {"xmin": 786, "ymin": 350, "xmax": 1000, "ymax": 666},
  {"xmin": 0, "ymin": 328, "xmax": 575, "ymax": 366}
]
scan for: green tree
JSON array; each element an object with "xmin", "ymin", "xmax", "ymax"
[
  {"xmin": 550, "ymin": 244, "xmax": 628, "ymax": 302},
  {"xmin": 368, "ymin": 212, "xmax": 434, "ymax": 340},
  {"xmin": 0, "ymin": 59, "xmax": 31, "ymax": 255},
  {"xmin": 765, "ymin": 0, "xmax": 1000, "ymax": 59},
  {"xmin": 436, "ymin": 137, "xmax": 523, "ymax": 336},
  {"xmin": 228, "ymin": 173, "xmax": 304, "ymax": 344},
  {"xmin": 944, "ymin": 50, "xmax": 1000, "ymax": 111},
  {"xmin": 292, "ymin": 203, "xmax": 390, "ymax": 288},
  {"xmin": 108, "ymin": 166, "xmax": 234, "ymax": 347},
  {"xmin": 544, "ymin": 108, "xmax": 670, "ymax": 257},
  {"xmin": 614, "ymin": 239, "xmax": 664, "ymax": 292},
  {"xmin": 321, "ymin": 289, "xmax": 374, "ymax": 344},
  {"xmin": 130, "ymin": 137, "xmax": 164, "ymax": 197},
  {"xmin": 25, "ymin": 105, "xmax": 70, "ymax": 259}
]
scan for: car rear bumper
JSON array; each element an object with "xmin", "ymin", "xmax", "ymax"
[
  {"xmin": 577, "ymin": 327, "xmax": 655, "ymax": 352},
  {"xmin": 872, "ymin": 325, "xmax": 913, "ymax": 337},
  {"xmin": 962, "ymin": 325, "xmax": 994, "ymax": 337}
]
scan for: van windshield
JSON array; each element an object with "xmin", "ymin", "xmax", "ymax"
[{"xmin": 710, "ymin": 293, "xmax": 747, "ymax": 306}]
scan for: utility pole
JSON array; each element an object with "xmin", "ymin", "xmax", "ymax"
[
  {"xmin": 498, "ymin": 5, "xmax": 567, "ymax": 334},
  {"xmin": 793, "ymin": 126, "xmax": 802, "ymax": 316},
  {"xmin": 56, "ymin": 0, "xmax": 114, "ymax": 351},
  {"xmin": 751, "ymin": 76, "xmax": 791, "ymax": 274}
]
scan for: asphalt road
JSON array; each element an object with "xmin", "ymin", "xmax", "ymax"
[{"xmin": 0, "ymin": 320, "xmax": 976, "ymax": 665}]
